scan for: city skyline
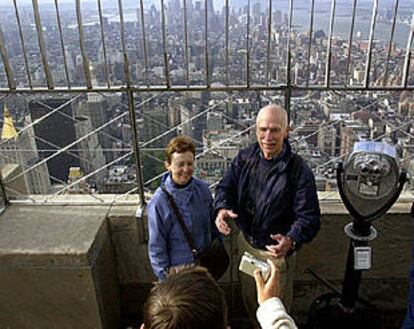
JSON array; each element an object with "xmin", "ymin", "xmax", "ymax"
[
  {"xmin": 0, "ymin": 0, "xmax": 412, "ymax": 198},
  {"xmin": 0, "ymin": 0, "xmax": 412, "ymax": 9}
]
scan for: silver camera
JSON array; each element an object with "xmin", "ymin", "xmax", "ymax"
[{"xmin": 239, "ymin": 252, "xmax": 270, "ymax": 281}]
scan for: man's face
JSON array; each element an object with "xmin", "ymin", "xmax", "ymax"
[{"xmin": 256, "ymin": 110, "xmax": 288, "ymax": 160}]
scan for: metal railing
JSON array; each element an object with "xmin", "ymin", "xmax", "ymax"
[
  {"xmin": 0, "ymin": 0, "xmax": 413, "ymax": 92},
  {"xmin": 0, "ymin": 0, "xmax": 413, "ymax": 205}
]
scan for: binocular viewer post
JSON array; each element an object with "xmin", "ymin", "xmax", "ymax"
[{"xmin": 308, "ymin": 141, "xmax": 407, "ymax": 328}]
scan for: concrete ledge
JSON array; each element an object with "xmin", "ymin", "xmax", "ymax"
[
  {"xmin": 107, "ymin": 204, "xmax": 157, "ymax": 284},
  {"xmin": 0, "ymin": 195, "xmax": 412, "ymax": 327},
  {"xmin": 0, "ymin": 204, "xmax": 120, "ymax": 329},
  {"xmin": 104, "ymin": 195, "xmax": 413, "ymax": 326}
]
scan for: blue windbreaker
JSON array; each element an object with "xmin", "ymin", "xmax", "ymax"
[
  {"xmin": 148, "ymin": 173, "xmax": 214, "ymax": 280},
  {"xmin": 214, "ymin": 140, "xmax": 320, "ymax": 249},
  {"xmin": 402, "ymin": 203, "xmax": 414, "ymax": 329}
]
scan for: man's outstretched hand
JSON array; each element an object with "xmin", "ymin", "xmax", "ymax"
[
  {"xmin": 265, "ymin": 234, "xmax": 294, "ymax": 258},
  {"xmin": 215, "ymin": 209, "xmax": 238, "ymax": 235}
]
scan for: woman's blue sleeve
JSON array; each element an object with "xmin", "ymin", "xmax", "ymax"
[{"xmin": 148, "ymin": 198, "xmax": 170, "ymax": 280}]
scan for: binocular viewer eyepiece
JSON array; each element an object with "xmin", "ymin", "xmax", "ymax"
[{"xmin": 337, "ymin": 141, "xmax": 406, "ymax": 225}]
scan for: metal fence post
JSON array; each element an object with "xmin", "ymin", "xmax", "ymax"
[
  {"xmin": 0, "ymin": 171, "xmax": 9, "ymax": 213},
  {"xmin": 126, "ymin": 89, "xmax": 146, "ymax": 208}
]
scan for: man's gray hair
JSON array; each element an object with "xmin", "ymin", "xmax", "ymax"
[{"xmin": 256, "ymin": 104, "xmax": 288, "ymax": 128}]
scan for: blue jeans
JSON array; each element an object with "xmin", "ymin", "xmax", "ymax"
[{"xmin": 403, "ymin": 262, "xmax": 414, "ymax": 329}]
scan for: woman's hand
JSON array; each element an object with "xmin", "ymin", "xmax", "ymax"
[{"xmin": 254, "ymin": 259, "xmax": 280, "ymax": 305}]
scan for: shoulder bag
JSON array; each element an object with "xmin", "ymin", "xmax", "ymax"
[{"xmin": 161, "ymin": 186, "xmax": 229, "ymax": 280}]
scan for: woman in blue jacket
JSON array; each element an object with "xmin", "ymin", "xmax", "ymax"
[{"xmin": 147, "ymin": 135, "xmax": 215, "ymax": 280}]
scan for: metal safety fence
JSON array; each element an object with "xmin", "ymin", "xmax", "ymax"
[{"xmin": 0, "ymin": 0, "xmax": 413, "ymax": 206}]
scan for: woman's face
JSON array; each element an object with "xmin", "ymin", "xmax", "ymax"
[{"xmin": 165, "ymin": 151, "xmax": 195, "ymax": 186}]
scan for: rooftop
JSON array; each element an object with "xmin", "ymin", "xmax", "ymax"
[{"xmin": 0, "ymin": 0, "xmax": 413, "ymax": 327}]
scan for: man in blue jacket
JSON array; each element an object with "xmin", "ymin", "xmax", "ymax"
[
  {"xmin": 214, "ymin": 104, "xmax": 320, "ymax": 326},
  {"xmin": 402, "ymin": 202, "xmax": 414, "ymax": 329}
]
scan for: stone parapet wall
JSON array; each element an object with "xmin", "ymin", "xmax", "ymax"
[
  {"xmin": 0, "ymin": 193, "xmax": 412, "ymax": 327},
  {"xmin": 0, "ymin": 204, "xmax": 120, "ymax": 329},
  {"xmin": 107, "ymin": 193, "xmax": 413, "ymax": 325}
]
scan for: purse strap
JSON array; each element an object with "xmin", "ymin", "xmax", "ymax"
[{"xmin": 161, "ymin": 186, "xmax": 199, "ymax": 258}]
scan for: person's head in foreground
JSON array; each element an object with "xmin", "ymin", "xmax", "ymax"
[
  {"xmin": 141, "ymin": 266, "xmax": 228, "ymax": 329},
  {"xmin": 141, "ymin": 262, "xmax": 295, "ymax": 329}
]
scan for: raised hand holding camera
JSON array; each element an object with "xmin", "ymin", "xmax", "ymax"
[
  {"xmin": 239, "ymin": 252, "xmax": 271, "ymax": 281},
  {"xmin": 253, "ymin": 258, "xmax": 280, "ymax": 305}
]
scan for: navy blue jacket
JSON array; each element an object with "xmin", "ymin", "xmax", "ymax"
[
  {"xmin": 411, "ymin": 202, "xmax": 414, "ymax": 257},
  {"xmin": 214, "ymin": 140, "xmax": 320, "ymax": 249}
]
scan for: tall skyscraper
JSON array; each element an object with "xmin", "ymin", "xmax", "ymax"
[
  {"xmin": 74, "ymin": 114, "xmax": 106, "ymax": 189},
  {"xmin": 29, "ymin": 99, "xmax": 80, "ymax": 184},
  {"xmin": 0, "ymin": 106, "xmax": 51, "ymax": 194},
  {"xmin": 207, "ymin": 0, "xmax": 215, "ymax": 15},
  {"xmin": 78, "ymin": 93, "xmax": 112, "ymax": 163},
  {"xmin": 1, "ymin": 106, "xmax": 17, "ymax": 140}
]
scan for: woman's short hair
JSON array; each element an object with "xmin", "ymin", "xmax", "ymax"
[
  {"xmin": 143, "ymin": 266, "xmax": 227, "ymax": 329},
  {"xmin": 165, "ymin": 135, "xmax": 196, "ymax": 164}
]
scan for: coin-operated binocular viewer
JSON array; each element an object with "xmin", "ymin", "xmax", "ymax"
[{"xmin": 308, "ymin": 141, "xmax": 407, "ymax": 328}]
